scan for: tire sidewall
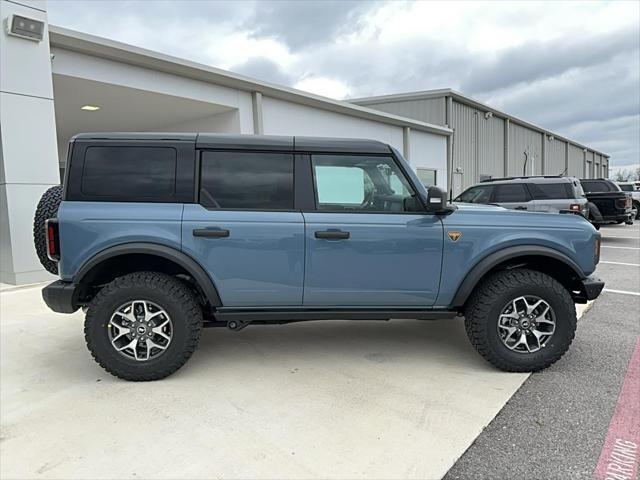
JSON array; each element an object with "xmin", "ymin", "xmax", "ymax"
[
  {"xmin": 482, "ymin": 281, "xmax": 574, "ymax": 368},
  {"xmin": 86, "ymin": 283, "xmax": 196, "ymax": 375}
]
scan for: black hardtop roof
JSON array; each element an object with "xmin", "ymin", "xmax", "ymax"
[{"xmin": 72, "ymin": 133, "xmax": 391, "ymax": 154}]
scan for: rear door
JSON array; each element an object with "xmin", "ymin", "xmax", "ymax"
[
  {"xmin": 182, "ymin": 150, "xmax": 304, "ymax": 307},
  {"xmin": 492, "ymin": 183, "xmax": 534, "ymax": 211},
  {"xmin": 302, "ymin": 154, "xmax": 443, "ymax": 307}
]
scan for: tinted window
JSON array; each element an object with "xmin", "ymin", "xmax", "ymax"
[
  {"xmin": 455, "ymin": 185, "xmax": 493, "ymax": 204},
  {"xmin": 312, "ymin": 155, "xmax": 415, "ymax": 212},
  {"xmin": 494, "ymin": 184, "xmax": 530, "ymax": 203},
  {"xmin": 581, "ymin": 180, "xmax": 614, "ymax": 193},
  {"xmin": 619, "ymin": 184, "xmax": 633, "ymax": 192},
  {"xmin": 200, "ymin": 151, "xmax": 293, "ymax": 209},
  {"xmin": 528, "ymin": 183, "xmax": 573, "ymax": 199},
  {"xmin": 82, "ymin": 146, "xmax": 176, "ymax": 198}
]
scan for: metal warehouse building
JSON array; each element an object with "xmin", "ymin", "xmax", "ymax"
[{"xmin": 352, "ymin": 90, "xmax": 610, "ymax": 197}]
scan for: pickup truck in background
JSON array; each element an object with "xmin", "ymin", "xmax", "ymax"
[
  {"xmin": 580, "ymin": 179, "xmax": 634, "ymax": 228},
  {"xmin": 617, "ymin": 181, "xmax": 640, "ymax": 220}
]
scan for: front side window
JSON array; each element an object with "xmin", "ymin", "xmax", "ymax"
[
  {"xmin": 312, "ymin": 155, "xmax": 415, "ymax": 212},
  {"xmin": 494, "ymin": 184, "xmax": 530, "ymax": 203},
  {"xmin": 200, "ymin": 151, "xmax": 293, "ymax": 210},
  {"xmin": 81, "ymin": 146, "xmax": 176, "ymax": 198},
  {"xmin": 455, "ymin": 185, "xmax": 493, "ymax": 204}
]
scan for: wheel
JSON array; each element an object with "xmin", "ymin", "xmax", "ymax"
[
  {"xmin": 464, "ymin": 269, "xmax": 576, "ymax": 372},
  {"xmin": 85, "ymin": 272, "xmax": 203, "ymax": 381},
  {"xmin": 32, "ymin": 185, "xmax": 63, "ymax": 274}
]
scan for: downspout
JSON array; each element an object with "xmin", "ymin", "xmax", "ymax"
[{"xmin": 445, "ymin": 96, "xmax": 453, "ymax": 197}]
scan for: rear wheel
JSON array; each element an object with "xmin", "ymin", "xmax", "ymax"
[
  {"xmin": 464, "ymin": 269, "xmax": 576, "ymax": 372},
  {"xmin": 85, "ymin": 272, "xmax": 203, "ymax": 381}
]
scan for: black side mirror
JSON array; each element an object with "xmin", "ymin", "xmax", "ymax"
[
  {"xmin": 403, "ymin": 195, "xmax": 423, "ymax": 212},
  {"xmin": 426, "ymin": 186, "xmax": 455, "ymax": 214}
]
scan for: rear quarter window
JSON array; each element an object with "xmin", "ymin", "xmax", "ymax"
[
  {"xmin": 81, "ymin": 146, "xmax": 177, "ymax": 198},
  {"xmin": 528, "ymin": 183, "xmax": 573, "ymax": 199}
]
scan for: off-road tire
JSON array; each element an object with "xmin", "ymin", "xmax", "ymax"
[
  {"xmin": 464, "ymin": 269, "xmax": 576, "ymax": 372},
  {"xmin": 33, "ymin": 185, "xmax": 63, "ymax": 274},
  {"xmin": 85, "ymin": 272, "xmax": 203, "ymax": 381}
]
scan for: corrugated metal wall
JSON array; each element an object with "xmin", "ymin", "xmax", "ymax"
[
  {"xmin": 362, "ymin": 98, "xmax": 447, "ymax": 127},
  {"xmin": 567, "ymin": 144, "xmax": 584, "ymax": 177},
  {"xmin": 508, "ymin": 123, "xmax": 543, "ymax": 177},
  {"xmin": 451, "ymin": 101, "xmax": 478, "ymax": 188},
  {"xmin": 546, "ymin": 138, "xmax": 567, "ymax": 175},
  {"xmin": 478, "ymin": 115, "xmax": 505, "ymax": 179},
  {"xmin": 602, "ymin": 158, "xmax": 609, "ymax": 178},
  {"xmin": 356, "ymin": 95, "xmax": 609, "ymax": 185}
]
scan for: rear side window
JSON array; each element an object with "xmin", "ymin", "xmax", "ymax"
[
  {"xmin": 619, "ymin": 184, "xmax": 633, "ymax": 192},
  {"xmin": 81, "ymin": 146, "xmax": 176, "ymax": 198},
  {"xmin": 199, "ymin": 151, "xmax": 293, "ymax": 210},
  {"xmin": 493, "ymin": 184, "xmax": 530, "ymax": 203},
  {"xmin": 455, "ymin": 185, "xmax": 493, "ymax": 204},
  {"xmin": 528, "ymin": 183, "xmax": 573, "ymax": 199},
  {"xmin": 582, "ymin": 180, "xmax": 614, "ymax": 193}
]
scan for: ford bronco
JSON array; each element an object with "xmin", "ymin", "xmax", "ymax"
[{"xmin": 35, "ymin": 133, "xmax": 604, "ymax": 381}]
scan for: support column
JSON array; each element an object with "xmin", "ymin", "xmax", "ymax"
[
  {"xmin": 402, "ymin": 126, "xmax": 410, "ymax": 162},
  {"xmin": 541, "ymin": 134, "xmax": 547, "ymax": 175},
  {"xmin": 251, "ymin": 91, "xmax": 263, "ymax": 135},
  {"xmin": 1, "ymin": 0, "xmax": 59, "ymax": 284},
  {"xmin": 565, "ymin": 142, "xmax": 569, "ymax": 176},
  {"xmin": 445, "ymin": 96, "xmax": 453, "ymax": 195},
  {"xmin": 504, "ymin": 118, "xmax": 510, "ymax": 176}
]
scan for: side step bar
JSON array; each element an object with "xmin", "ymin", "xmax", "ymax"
[{"xmin": 213, "ymin": 309, "xmax": 458, "ymax": 322}]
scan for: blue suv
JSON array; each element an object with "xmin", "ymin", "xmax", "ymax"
[{"xmin": 36, "ymin": 133, "xmax": 604, "ymax": 381}]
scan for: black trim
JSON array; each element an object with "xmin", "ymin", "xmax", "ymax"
[
  {"xmin": 577, "ymin": 275, "xmax": 605, "ymax": 302},
  {"xmin": 450, "ymin": 245, "xmax": 585, "ymax": 308},
  {"xmin": 193, "ymin": 228, "xmax": 230, "ymax": 238},
  {"xmin": 42, "ymin": 280, "xmax": 80, "ymax": 313},
  {"xmin": 294, "ymin": 154, "xmax": 315, "ymax": 210},
  {"xmin": 214, "ymin": 308, "xmax": 457, "ymax": 322},
  {"xmin": 74, "ymin": 243, "xmax": 222, "ymax": 307}
]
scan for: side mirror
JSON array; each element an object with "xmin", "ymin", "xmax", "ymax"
[
  {"xmin": 403, "ymin": 195, "xmax": 423, "ymax": 212},
  {"xmin": 426, "ymin": 186, "xmax": 454, "ymax": 214}
]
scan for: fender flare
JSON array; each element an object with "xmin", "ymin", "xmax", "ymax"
[
  {"xmin": 450, "ymin": 245, "xmax": 584, "ymax": 308},
  {"xmin": 74, "ymin": 242, "xmax": 222, "ymax": 307}
]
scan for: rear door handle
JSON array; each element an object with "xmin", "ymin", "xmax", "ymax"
[
  {"xmin": 315, "ymin": 230, "xmax": 350, "ymax": 240},
  {"xmin": 193, "ymin": 228, "xmax": 230, "ymax": 238},
  {"xmin": 515, "ymin": 206, "xmax": 527, "ymax": 210}
]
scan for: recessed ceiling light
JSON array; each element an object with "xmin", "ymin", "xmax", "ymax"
[{"xmin": 81, "ymin": 105, "xmax": 100, "ymax": 111}]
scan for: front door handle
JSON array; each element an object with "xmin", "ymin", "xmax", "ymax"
[
  {"xmin": 193, "ymin": 228, "xmax": 230, "ymax": 238},
  {"xmin": 315, "ymin": 230, "xmax": 350, "ymax": 240},
  {"xmin": 515, "ymin": 206, "xmax": 527, "ymax": 210}
]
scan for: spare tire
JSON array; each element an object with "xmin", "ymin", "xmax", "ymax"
[{"xmin": 33, "ymin": 185, "xmax": 63, "ymax": 275}]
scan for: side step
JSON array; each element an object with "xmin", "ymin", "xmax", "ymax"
[{"xmin": 214, "ymin": 308, "xmax": 458, "ymax": 322}]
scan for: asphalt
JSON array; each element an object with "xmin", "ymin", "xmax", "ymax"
[{"xmin": 445, "ymin": 223, "xmax": 640, "ymax": 480}]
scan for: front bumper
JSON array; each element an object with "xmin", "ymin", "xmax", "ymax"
[
  {"xmin": 42, "ymin": 280, "xmax": 80, "ymax": 314},
  {"xmin": 574, "ymin": 275, "xmax": 605, "ymax": 303}
]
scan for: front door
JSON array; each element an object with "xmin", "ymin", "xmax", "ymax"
[
  {"xmin": 303, "ymin": 154, "xmax": 443, "ymax": 307},
  {"xmin": 182, "ymin": 150, "xmax": 304, "ymax": 307}
]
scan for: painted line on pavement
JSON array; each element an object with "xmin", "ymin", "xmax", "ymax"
[
  {"xmin": 593, "ymin": 337, "xmax": 640, "ymax": 480},
  {"xmin": 602, "ymin": 236, "xmax": 640, "ymax": 240},
  {"xmin": 601, "ymin": 246, "xmax": 640, "ymax": 250},
  {"xmin": 600, "ymin": 261, "xmax": 640, "ymax": 267},
  {"xmin": 603, "ymin": 289, "xmax": 640, "ymax": 297}
]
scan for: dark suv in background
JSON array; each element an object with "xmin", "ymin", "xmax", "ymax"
[{"xmin": 454, "ymin": 176, "xmax": 588, "ymax": 217}]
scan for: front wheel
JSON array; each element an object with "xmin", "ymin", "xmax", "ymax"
[
  {"xmin": 464, "ymin": 269, "xmax": 576, "ymax": 372},
  {"xmin": 85, "ymin": 272, "xmax": 203, "ymax": 381}
]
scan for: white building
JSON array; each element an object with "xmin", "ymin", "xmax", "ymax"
[{"xmin": 0, "ymin": 0, "xmax": 451, "ymax": 285}]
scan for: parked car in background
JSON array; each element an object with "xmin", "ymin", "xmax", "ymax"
[
  {"xmin": 617, "ymin": 182, "xmax": 640, "ymax": 220},
  {"xmin": 580, "ymin": 179, "xmax": 634, "ymax": 228},
  {"xmin": 453, "ymin": 176, "xmax": 588, "ymax": 217}
]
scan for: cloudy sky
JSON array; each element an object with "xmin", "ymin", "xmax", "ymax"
[{"xmin": 47, "ymin": 0, "xmax": 639, "ymax": 170}]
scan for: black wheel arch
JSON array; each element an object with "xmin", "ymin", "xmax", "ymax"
[
  {"xmin": 74, "ymin": 243, "xmax": 222, "ymax": 308},
  {"xmin": 450, "ymin": 245, "xmax": 585, "ymax": 309}
]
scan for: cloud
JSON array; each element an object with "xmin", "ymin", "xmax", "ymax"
[{"xmin": 46, "ymin": 0, "xmax": 640, "ymax": 168}]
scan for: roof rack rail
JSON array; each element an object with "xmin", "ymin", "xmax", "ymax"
[{"xmin": 480, "ymin": 175, "xmax": 566, "ymax": 182}]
